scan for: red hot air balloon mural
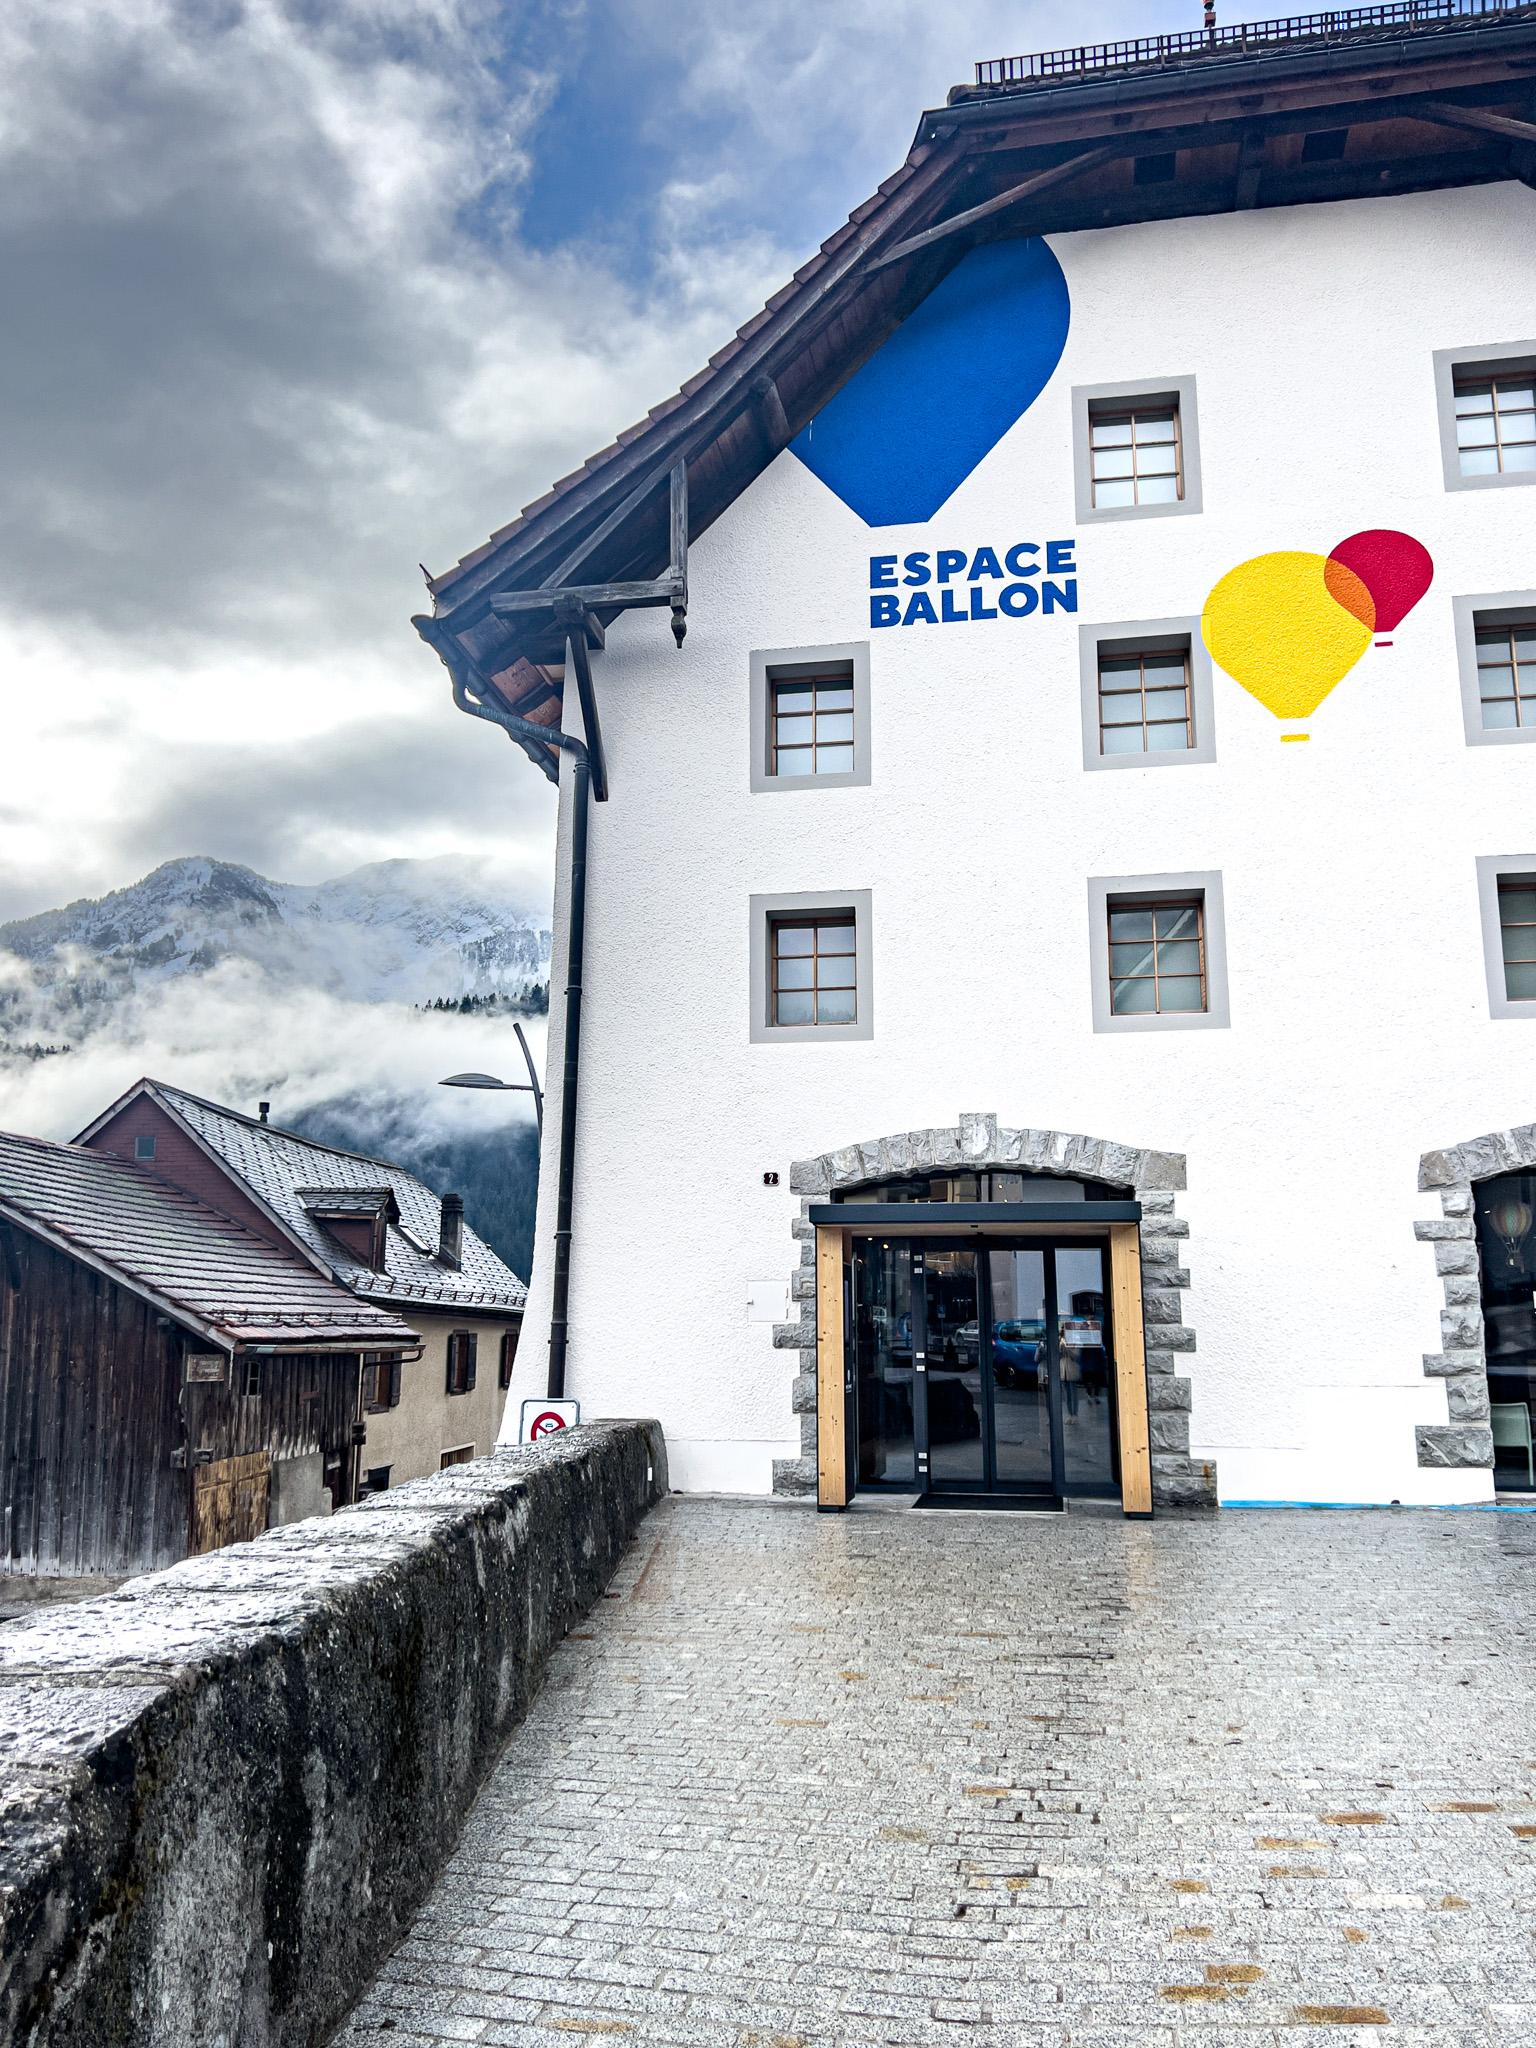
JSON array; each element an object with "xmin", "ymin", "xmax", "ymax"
[{"xmin": 1325, "ymin": 529, "xmax": 1436, "ymax": 647}]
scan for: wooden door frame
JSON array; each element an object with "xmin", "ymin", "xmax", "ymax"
[{"xmin": 813, "ymin": 1220, "xmax": 1152, "ymax": 1516}]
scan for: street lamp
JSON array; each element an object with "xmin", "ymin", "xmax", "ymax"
[{"xmin": 439, "ymin": 1019, "xmax": 544, "ymax": 1139}]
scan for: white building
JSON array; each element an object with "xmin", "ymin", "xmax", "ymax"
[{"xmin": 419, "ymin": 4, "xmax": 1536, "ymax": 1515}]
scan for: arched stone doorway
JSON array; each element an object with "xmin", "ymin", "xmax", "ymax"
[
  {"xmin": 1416, "ymin": 1123, "xmax": 1536, "ymax": 1482},
  {"xmin": 771, "ymin": 1112, "xmax": 1215, "ymax": 1511}
]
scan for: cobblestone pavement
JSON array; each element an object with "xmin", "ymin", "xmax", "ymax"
[{"xmin": 336, "ymin": 1497, "xmax": 1536, "ymax": 2048}]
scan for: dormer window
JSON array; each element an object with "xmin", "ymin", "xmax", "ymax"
[{"xmin": 298, "ymin": 1187, "xmax": 395, "ymax": 1272}]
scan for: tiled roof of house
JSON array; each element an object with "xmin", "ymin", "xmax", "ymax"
[
  {"xmin": 147, "ymin": 1084, "xmax": 526, "ymax": 1314},
  {"xmin": 0, "ymin": 1129, "xmax": 419, "ymax": 1349}
]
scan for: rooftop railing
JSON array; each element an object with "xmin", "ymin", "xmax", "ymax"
[{"xmin": 975, "ymin": 0, "xmax": 1536, "ymax": 88}]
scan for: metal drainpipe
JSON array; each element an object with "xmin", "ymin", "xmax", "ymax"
[{"xmin": 444, "ymin": 652, "xmax": 591, "ymax": 1401}]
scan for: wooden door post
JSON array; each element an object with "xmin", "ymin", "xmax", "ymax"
[
  {"xmin": 1108, "ymin": 1222, "xmax": 1153, "ymax": 1517},
  {"xmin": 815, "ymin": 1227, "xmax": 848, "ymax": 1509}
]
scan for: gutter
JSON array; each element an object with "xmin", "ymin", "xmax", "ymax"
[
  {"xmin": 928, "ymin": 18, "xmax": 1536, "ymax": 136},
  {"xmin": 417, "ymin": 620, "xmax": 592, "ymax": 1403}
]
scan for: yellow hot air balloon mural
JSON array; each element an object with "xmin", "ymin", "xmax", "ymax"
[{"xmin": 1201, "ymin": 531, "xmax": 1434, "ymax": 741}]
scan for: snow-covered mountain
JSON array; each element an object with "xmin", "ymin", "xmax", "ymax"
[{"xmin": 0, "ymin": 855, "xmax": 552, "ymax": 1009}]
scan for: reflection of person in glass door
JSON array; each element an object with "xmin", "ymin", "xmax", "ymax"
[{"xmin": 1061, "ymin": 1341, "xmax": 1081, "ymax": 1417}]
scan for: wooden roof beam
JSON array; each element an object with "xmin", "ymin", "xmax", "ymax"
[
  {"xmin": 868, "ymin": 143, "xmax": 1122, "ymax": 272},
  {"xmin": 1420, "ymin": 98, "xmax": 1536, "ymax": 146},
  {"xmin": 1421, "ymin": 94, "xmax": 1536, "ymax": 184},
  {"xmin": 1234, "ymin": 122, "xmax": 1266, "ymax": 207},
  {"xmin": 750, "ymin": 374, "xmax": 791, "ymax": 454}
]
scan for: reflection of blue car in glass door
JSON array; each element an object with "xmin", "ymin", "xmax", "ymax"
[{"xmin": 990, "ymin": 1319, "xmax": 1044, "ymax": 1387}]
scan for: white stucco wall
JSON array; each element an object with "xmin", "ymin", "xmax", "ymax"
[{"xmin": 505, "ymin": 181, "xmax": 1536, "ymax": 1505}]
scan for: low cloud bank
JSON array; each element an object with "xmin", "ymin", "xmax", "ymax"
[{"xmin": 0, "ymin": 956, "xmax": 544, "ymax": 1276}]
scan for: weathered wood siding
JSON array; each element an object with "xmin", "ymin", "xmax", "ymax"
[
  {"xmin": 0, "ymin": 1225, "xmax": 362, "ymax": 1575},
  {"xmin": 184, "ymin": 1353, "xmax": 358, "ymax": 1472},
  {"xmin": 0, "ymin": 1227, "xmax": 184, "ymax": 1575}
]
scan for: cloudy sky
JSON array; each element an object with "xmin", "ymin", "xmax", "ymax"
[{"xmin": 0, "ymin": 0, "xmax": 1193, "ymax": 925}]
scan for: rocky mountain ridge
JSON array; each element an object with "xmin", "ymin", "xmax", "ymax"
[{"xmin": 0, "ymin": 855, "xmax": 552, "ymax": 1010}]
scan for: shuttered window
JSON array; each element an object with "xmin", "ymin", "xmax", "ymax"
[
  {"xmin": 446, "ymin": 1331, "xmax": 477, "ymax": 1395},
  {"xmin": 362, "ymin": 1352, "xmax": 402, "ymax": 1413}
]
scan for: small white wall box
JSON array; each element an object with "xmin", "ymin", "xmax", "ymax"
[
  {"xmin": 746, "ymin": 1281, "xmax": 789, "ymax": 1325},
  {"xmin": 519, "ymin": 1398, "xmax": 581, "ymax": 1443}
]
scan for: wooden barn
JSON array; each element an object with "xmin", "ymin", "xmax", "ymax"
[{"xmin": 0, "ymin": 1129, "xmax": 418, "ymax": 1575}]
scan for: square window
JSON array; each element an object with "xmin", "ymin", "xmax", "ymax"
[
  {"xmin": 750, "ymin": 644, "xmax": 870, "ymax": 792},
  {"xmin": 1089, "ymin": 873, "xmax": 1230, "ymax": 1033},
  {"xmin": 1074, "ymin": 378, "xmax": 1201, "ymax": 522},
  {"xmin": 770, "ymin": 916, "xmax": 857, "ymax": 1027},
  {"xmin": 1086, "ymin": 402, "xmax": 1182, "ymax": 508},
  {"xmin": 1476, "ymin": 857, "xmax": 1536, "ymax": 1018},
  {"xmin": 1435, "ymin": 346, "xmax": 1536, "ymax": 493},
  {"xmin": 1500, "ymin": 885, "xmax": 1536, "ymax": 998},
  {"xmin": 1093, "ymin": 645, "xmax": 1193, "ymax": 756},
  {"xmin": 1080, "ymin": 621, "xmax": 1216, "ymax": 772},
  {"xmin": 1105, "ymin": 897, "xmax": 1207, "ymax": 1017},
  {"xmin": 751, "ymin": 891, "xmax": 873, "ymax": 1043},
  {"xmin": 1455, "ymin": 594, "xmax": 1536, "ymax": 748}
]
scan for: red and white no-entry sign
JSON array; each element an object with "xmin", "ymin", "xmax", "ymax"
[{"xmin": 519, "ymin": 1398, "xmax": 581, "ymax": 1443}]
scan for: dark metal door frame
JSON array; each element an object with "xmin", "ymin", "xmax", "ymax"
[{"xmin": 869, "ymin": 1232, "xmax": 1115, "ymax": 1501}]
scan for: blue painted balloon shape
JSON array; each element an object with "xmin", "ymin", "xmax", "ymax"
[{"xmin": 788, "ymin": 237, "xmax": 1071, "ymax": 528}]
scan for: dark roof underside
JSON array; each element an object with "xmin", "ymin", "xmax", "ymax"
[{"xmin": 421, "ymin": 4, "xmax": 1536, "ymax": 766}]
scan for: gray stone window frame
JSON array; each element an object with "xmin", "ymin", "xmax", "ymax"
[
  {"xmin": 1078, "ymin": 617, "xmax": 1217, "ymax": 773},
  {"xmin": 1474, "ymin": 853, "xmax": 1536, "ymax": 1020},
  {"xmin": 749, "ymin": 888, "xmax": 874, "ymax": 1044},
  {"xmin": 1087, "ymin": 871, "xmax": 1231, "ymax": 1034},
  {"xmin": 1071, "ymin": 374, "xmax": 1203, "ymax": 525},
  {"xmin": 749, "ymin": 642, "xmax": 871, "ymax": 794},
  {"xmin": 1411, "ymin": 1121, "xmax": 1536, "ymax": 1475},
  {"xmin": 1432, "ymin": 340, "xmax": 1536, "ymax": 495},
  {"xmin": 1454, "ymin": 590, "xmax": 1536, "ymax": 748},
  {"xmin": 770, "ymin": 1112, "xmax": 1215, "ymax": 1512}
]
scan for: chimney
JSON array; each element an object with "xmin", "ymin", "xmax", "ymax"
[
  {"xmin": 258, "ymin": 1101, "xmax": 270, "ymax": 1124},
  {"xmin": 438, "ymin": 1191, "xmax": 464, "ymax": 1270}
]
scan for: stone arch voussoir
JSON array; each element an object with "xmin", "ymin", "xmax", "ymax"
[
  {"xmin": 1413, "ymin": 1122, "xmax": 1536, "ymax": 1473},
  {"xmin": 770, "ymin": 1111, "xmax": 1215, "ymax": 1511}
]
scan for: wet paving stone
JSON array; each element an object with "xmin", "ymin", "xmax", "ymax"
[{"xmin": 333, "ymin": 1496, "xmax": 1536, "ymax": 2047}]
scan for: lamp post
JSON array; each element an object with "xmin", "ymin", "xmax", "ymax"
[{"xmin": 439, "ymin": 1018, "xmax": 544, "ymax": 1141}]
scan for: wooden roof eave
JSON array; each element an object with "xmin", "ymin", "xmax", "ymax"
[
  {"xmin": 423, "ymin": 17, "xmax": 1536, "ymax": 688},
  {"xmin": 425, "ymin": 137, "xmax": 963, "ymax": 626}
]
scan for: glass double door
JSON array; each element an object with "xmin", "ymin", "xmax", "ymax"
[{"xmin": 851, "ymin": 1238, "xmax": 1117, "ymax": 1499}]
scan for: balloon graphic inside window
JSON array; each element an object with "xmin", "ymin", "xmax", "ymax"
[
  {"xmin": 1201, "ymin": 529, "xmax": 1434, "ymax": 741},
  {"xmin": 1489, "ymin": 1194, "xmax": 1533, "ymax": 1269}
]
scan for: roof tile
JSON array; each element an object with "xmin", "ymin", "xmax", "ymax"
[
  {"xmin": 0, "ymin": 1131, "xmax": 417, "ymax": 1349},
  {"xmin": 151, "ymin": 1085, "xmax": 526, "ymax": 1313}
]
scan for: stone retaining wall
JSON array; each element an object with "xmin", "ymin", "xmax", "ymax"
[{"xmin": 0, "ymin": 1419, "xmax": 667, "ymax": 2048}]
